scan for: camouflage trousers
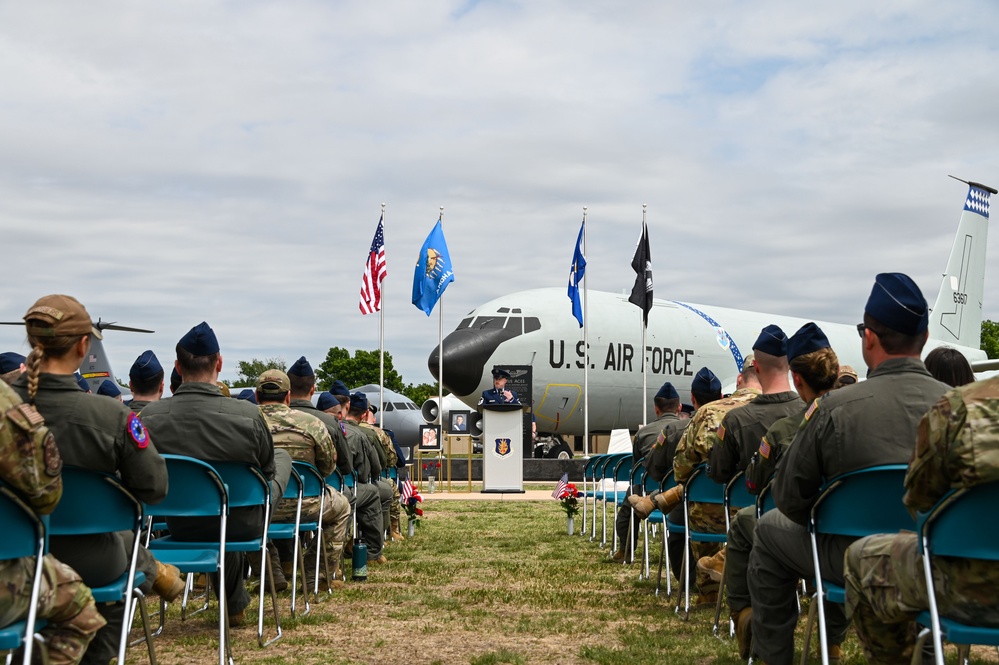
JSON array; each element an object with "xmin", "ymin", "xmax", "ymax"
[
  {"xmin": 688, "ymin": 502, "xmax": 737, "ymax": 596},
  {"xmin": 274, "ymin": 487, "xmax": 351, "ymax": 562},
  {"xmin": 845, "ymin": 532, "xmax": 999, "ymax": 665},
  {"xmin": 0, "ymin": 555, "xmax": 106, "ymax": 665},
  {"xmin": 390, "ymin": 481, "xmax": 401, "ymax": 526}
]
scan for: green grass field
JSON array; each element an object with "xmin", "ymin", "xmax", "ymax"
[{"xmin": 127, "ymin": 499, "xmax": 997, "ymax": 664}]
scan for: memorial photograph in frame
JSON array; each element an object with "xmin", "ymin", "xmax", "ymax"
[
  {"xmin": 419, "ymin": 424, "xmax": 442, "ymax": 451},
  {"xmin": 448, "ymin": 410, "xmax": 470, "ymax": 434}
]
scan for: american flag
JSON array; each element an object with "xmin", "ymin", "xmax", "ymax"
[
  {"xmin": 400, "ymin": 478, "xmax": 421, "ymax": 503},
  {"xmin": 359, "ymin": 215, "xmax": 387, "ymax": 315},
  {"xmin": 551, "ymin": 472, "xmax": 569, "ymax": 499}
]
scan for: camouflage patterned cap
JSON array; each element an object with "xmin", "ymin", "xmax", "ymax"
[
  {"xmin": 23, "ymin": 294, "xmax": 102, "ymax": 340},
  {"xmin": 838, "ymin": 365, "xmax": 858, "ymax": 385},
  {"xmin": 256, "ymin": 369, "xmax": 290, "ymax": 395}
]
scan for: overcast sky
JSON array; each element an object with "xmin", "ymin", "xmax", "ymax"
[{"xmin": 1, "ymin": 1, "xmax": 997, "ymax": 387}]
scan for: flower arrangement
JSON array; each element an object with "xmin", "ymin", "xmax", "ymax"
[
  {"xmin": 555, "ymin": 483, "xmax": 581, "ymax": 519},
  {"xmin": 402, "ymin": 483, "xmax": 424, "ymax": 527},
  {"xmin": 422, "ymin": 460, "xmax": 442, "ymax": 475}
]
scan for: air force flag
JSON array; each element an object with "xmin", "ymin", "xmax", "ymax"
[{"xmin": 412, "ymin": 219, "xmax": 455, "ymax": 316}]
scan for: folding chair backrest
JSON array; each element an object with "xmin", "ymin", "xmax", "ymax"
[
  {"xmin": 50, "ymin": 466, "xmax": 142, "ymax": 536},
  {"xmin": 727, "ymin": 471, "xmax": 755, "ymax": 511},
  {"xmin": 631, "ymin": 461, "xmax": 646, "ymax": 489},
  {"xmin": 0, "ymin": 484, "xmax": 45, "ymax": 560},
  {"xmin": 151, "ymin": 455, "xmax": 227, "ymax": 518},
  {"xmin": 611, "ymin": 455, "xmax": 634, "ymax": 483},
  {"xmin": 325, "ymin": 469, "xmax": 344, "ymax": 492},
  {"xmin": 583, "ymin": 455, "xmax": 601, "ymax": 483},
  {"xmin": 810, "ymin": 464, "xmax": 912, "ymax": 537},
  {"xmin": 659, "ymin": 469, "xmax": 678, "ymax": 493},
  {"xmin": 685, "ymin": 464, "xmax": 725, "ymax": 504},
  {"xmin": 293, "ymin": 461, "xmax": 326, "ymax": 500},
  {"xmin": 282, "ymin": 468, "xmax": 303, "ymax": 502},
  {"xmin": 210, "ymin": 461, "xmax": 270, "ymax": 510},
  {"xmin": 922, "ymin": 481, "xmax": 999, "ymax": 560},
  {"xmin": 756, "ymin": 481, "xmax": 777, "ymax": 518}
]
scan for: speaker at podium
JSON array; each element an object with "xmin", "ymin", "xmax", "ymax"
[{"xmin": 480, "ymin": 402, "xmax": 525, "ymax": 493}]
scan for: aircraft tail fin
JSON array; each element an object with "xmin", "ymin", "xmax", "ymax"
[{"xmin": 927, "ymin": 181, "xmax": 995, "ymax": 349}]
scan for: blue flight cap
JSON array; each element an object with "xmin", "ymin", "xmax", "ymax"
[
  {"xmin": 0, "ymin": 352, "xmax": 25, "ymax": 374},
  {"xmin": 491, "ymin": 367, "xmax": 511, "ymax": 380},
  {"xmin": 331, "ymin": 380, "xmax": 351, "ymax": 399},
  {"xmin": 129, "ymin": 350, "xmax": 163, "ymax": 382},
  {"xmin": 350, "ymin": 392, "xmax": 368, "ymax": 411},
  {"xmin": 316, "ymin": 391, "xmax": 338, "ymax": 411},
  {"xmin": 96, "ymin": 380, "xmax": 121, "ymax": 398},
  {"xmin": 237, "ymin": 388, "xmax": 257, "ymax": 404},
  {"xmin": 681, "ymin": 403, "xmax": 695, "ymax": 416},
  {"xmin": 787, "ymin": 322, "xmax": 831, "ymax": 361},
  {"xmin": 170, "ymin": 367, "xmax": 182, "ymax": 385},
  {"xmin": 753, "ymin": 324, "xmax": 788, "ymax": 357},
  {"xmin": 75, "ymin": 373, "xmax": 91, "ymax": 392},
  {"xmin": 655, "ymin": 382, "xmax": 679, "ymax": 400},
  {"xmin": 288, "ymin": 356, "xmax": 313, "ymax": 377},
  {"xmin": 691, "ymin": 367, "xmax": 721, "ymax": 394},
  {"xmin": 178, "ymin": 321, "xmax": 219, "ymax": 356},
  {"xmin": 865, "ymin": 272, "xmax": 929, "ymax": 335}
]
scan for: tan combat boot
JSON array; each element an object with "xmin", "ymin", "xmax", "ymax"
[
  {"xmin": 390, "ymin": 517, "xmax": 406, "ymax": 541},
  {"xmin": 696, "ymin": 548, "xmax": 726, "ymax": 582},
  {"xmin": 152, "ymin": 561, "xmax": 186, "ymax": 603},
  {"xmin": 627, "ymin": 484, "xmax": 684, "ymax": 519}
]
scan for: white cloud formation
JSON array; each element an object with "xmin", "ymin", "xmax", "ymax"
[{"xmin": 1, "ymin": 0, "xmax": 997, "ymax": 386}]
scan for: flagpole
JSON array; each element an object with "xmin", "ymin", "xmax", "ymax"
[
  {"xmin": 379, "ymin": 203, "xmax": 386, "ymax": 419},
  {"xmin": 437, "ymin": 206, "xmax": 444, "ymax": 433},
  {"xmin": 641, "ymin": 204, "xmax": 648, "ymax": 426},
  {"xmin": 582, "ymin": 206, "xmax": 589, "ymax": 458}
]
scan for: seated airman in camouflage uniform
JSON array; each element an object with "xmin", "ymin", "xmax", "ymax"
[
  {"xmin": 0, "ymin": 379, "xmax": 106, "ymax": 665},
  {"xmin": 845, "ymin": 375, "xmax": 999, "ymax": 664},
  {"xmin": 255, "ymin": 369, "xmax": 351, "ymax": 587}
]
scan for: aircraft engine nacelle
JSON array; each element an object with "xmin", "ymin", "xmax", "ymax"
[{"xmin": 421, "ymin": 394, "xmax": 469, "ymax": 425}]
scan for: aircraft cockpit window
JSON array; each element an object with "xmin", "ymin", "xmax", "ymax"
[
  {"xmin": 524, "ymin": 317, "xmax": 541, "ymax": 333},
  {"xmin": 393, "ymin": 402, "xmax": 410, "ymax": 410},
  {"xmin": 512, "ymin": 308, "xmax": 522, "ymax": 313},
  {"xmin": 474, "ymin": 317, "xmax": 507, "ymax": 330},
  {"xmin": 504, "ymin": 318, "xmax": 523, "ymax": 335},
  {"xmin": 456, "ymin": 317, "xmax": 473, "ymax": 330},
  {"xmin": 384, "ymin": 403, "xmax": 395, "ymax": 411},
  {"xmin": 497, "ymin": 307, "xmax": 510, "ymax": 313}
]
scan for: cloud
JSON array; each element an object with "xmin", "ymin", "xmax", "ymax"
[{"xmin": 1, "ymin": 0, "xmax": 997, "ymax": 386}]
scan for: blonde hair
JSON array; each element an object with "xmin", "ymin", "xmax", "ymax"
[
  {"xmin": 24, "ymin": 325, "xmax": 81, "ymax": 403},
  {"xmin": 789, "ymin": 347, "xmax": 839, "ymax": 393}
]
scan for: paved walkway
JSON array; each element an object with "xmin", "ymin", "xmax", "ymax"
[{"xmin": 422, "ymin": 488, "xmax": 555, "ymax": 502}]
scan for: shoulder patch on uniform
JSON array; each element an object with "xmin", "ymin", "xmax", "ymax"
[
  {"xmin": 804, "ymin": 399, "xmax": 820, "ymax": 422},
  {"xmin": 655, "ymin": 430, "xmax": 666, "ymax": 447},
  {"xmin": 717, "ymin": 424, "xmax": 726, "ymax": 441},
  {"xmin": 340, "ymin": 422, "xmax": 347, "ymax": 436},
  {"xmin": 759, "ymin": 436, "xmax": 771, "ymax": 460},
  {"xmin": 128, "ymin": 412, "xmax": 149, "ymax": 449},
  {"xmin": 43, "ymin": 431, "xmax": 62, "ymax": 477}
]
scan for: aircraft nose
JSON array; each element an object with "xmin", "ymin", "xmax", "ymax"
[{"xmin": 429, "ymin": 327, "xmax": 515, "ymax": 396}]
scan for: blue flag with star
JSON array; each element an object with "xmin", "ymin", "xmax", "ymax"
[
  {"xmin": 412, "ymin": 219, "xmax": 455, "ymax": 316},
  {"xmin": 567, "ymin": 220, "xmax": 586, "ymax": 327}
]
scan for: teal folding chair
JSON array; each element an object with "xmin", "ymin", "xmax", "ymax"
[
  {"xmin": 210, "ymin": 461, "xmax": 282, "ymax": 649},
  {"xmin": 913, "ymin": 480, "xmax": 999, "ymax": 665},
  {"xmin": 293, "ymin": 461, "xmax": 334, "ymax": 600},
  {"xmin": 604, "ymin": 454, "xmax": 634, "ymax": 551},
  {"xmin": 626, "ymin": 459, "xmax": 648, "ymax": 572},
  {"xmin": 146, "ymin": 455, "xmax": 230, "ymax": 665},
  {"xmin": 659, "ymin": 470, "xmax": 684, "ymax": 598},
  {"xmin": 713, "ymin": 470, "xmax": 757, "ymax": 637},
  {"xmin": 678, "ymin": 464, "xmax": 727, "ymax": 620},
  {"xmin": 581, "ymin": 455, "xmax": 601, "ymax": 538},
  {"xmin": 267, "ymin": 466, "xmax": 306, "ymax": 617},
  {"xmin": 0, "ymin": 485, "xmax": 48, "ymax": 665},
  {"xmin": 802, "ymin": 464, "xmax": 911, "ymax": 665},
  {"xmin": 49, "ymin": 466, "xmax": 155, "ymax": 665},
  {"xmin": 594, "ymin": 453, "xmax": 629, "ymax": 546},
  {"xmin": 588, "ymin": 454, "xmax": 613, "ymax": 541}
]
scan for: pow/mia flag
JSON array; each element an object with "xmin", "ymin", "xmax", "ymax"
[{"xmin": 628, "ymin": 222, "xmax": 653, "ymax": 326}]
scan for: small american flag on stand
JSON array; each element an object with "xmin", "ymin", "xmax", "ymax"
[
  {"xmin": 400, "ymin": 478, "xmax": 421, "ymax": 503},
  {"xmin": 551, "ymin": 472, "xmax": 569, "ymax": 499},
  {"xmin": 359, "ymin": 214, "xmax": 387, "ymax": 315}
]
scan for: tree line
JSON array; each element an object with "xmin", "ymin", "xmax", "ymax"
[{"xmin": 223, "ymin": 347, "xmax": 446, "ymax": 405}]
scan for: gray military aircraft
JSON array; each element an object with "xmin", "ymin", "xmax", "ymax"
[
  {"xmin": 351, "ymin": 383, "xmax": 426, "ymax": 449},
  {"xmin": 0, "ymin": 319, "xmax": 153, "ymax": 398},
  {"xmin": 429, "ymin": 180, "xmax": 996, "ymax": 437}
]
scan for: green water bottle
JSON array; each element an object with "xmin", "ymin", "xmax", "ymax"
[{"xmin": 352, "ymin": 534, "xmax": 368, "ymax": 581}]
